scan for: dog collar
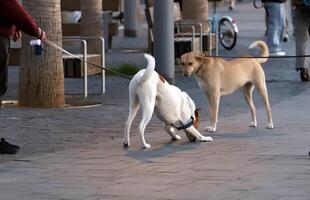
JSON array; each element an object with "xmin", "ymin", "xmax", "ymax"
[{"xmin": 170, "ymin": 116, "xmax": 194, "ymax": 131}]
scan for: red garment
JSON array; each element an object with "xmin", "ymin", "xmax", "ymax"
[{"xmin": 0, "ymin": 0, "xmax": 39, "ymax": 37}]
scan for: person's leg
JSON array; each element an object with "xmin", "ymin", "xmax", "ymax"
[
  {"xmin": 283, "ymin": 0, "xmax": 291, "ymax": 41},
  {"xmin": 229, "ymin": 0, "xmax": 236, "ymax": 10},
  {"xmin": 264, "ymin": 7, "xmax": 269, "ymax": 36},
  {"xmin": 0, "ymin": 35, "xmax": 19, "ymax": 154},
  {"xmin": 0, "ymin": 35, "xmax": 10, "ymax": 100},
  {"xmin": 266, "ymin": 2, "xmax": 285, "ymax": 53},
  {"xmin": 292, "ymin": 8, "xmax": 310, "ymax": 69},
  {"xmin": 292, "ymin": 7, "xmax": 310, "ymax": 81}
]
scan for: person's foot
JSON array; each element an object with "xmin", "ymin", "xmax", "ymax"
[
  {"xmin": 1, "ymin": 138, "xmax": 19, "ymax": 149},
  {"xmin": 228, "ymin": 5, "xmax": 235, "ymax": 10},
  {"xmin": 264, "ymin": 30, "xmax": 268, "ymax": 36},
  {"xmin": 283, "ymin": 33, "xmax": 289, "ymax": 42},
  {"xmin": 0, "ymin": 138, "xmax": 19, "ymax": 154},
  {"xmin": 269, "ymin": 51, "xmax": 286, "ymax": 56},
  {"xmin": 297, "ymin": 68, "xmax": 310, "ymax": 81}
]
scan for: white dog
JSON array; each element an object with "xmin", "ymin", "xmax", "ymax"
[{"xmin": 123, "ymin": 54, "xmax": 213, "ymax": 149}]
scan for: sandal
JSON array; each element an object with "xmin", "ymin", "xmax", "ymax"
[{"xmin": 297, "ymin": 68, "xmax": 310, "ymax": 82}]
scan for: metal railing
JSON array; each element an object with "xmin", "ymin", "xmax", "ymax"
[{"xmin": 63, "ymin": 37, "xmax": 105, "ymax": 98}]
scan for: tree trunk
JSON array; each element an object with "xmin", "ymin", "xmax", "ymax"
[
  {"xmin": 182, "ymin": 0, "xmax": 209, "ymax": 32},
  {"xmin": 80, "ymin": 0, "xmax": 103, "ymax": 54},
  {"xmin": 19, "ymin": 0, "xmax": 65, "ymax": 108}
]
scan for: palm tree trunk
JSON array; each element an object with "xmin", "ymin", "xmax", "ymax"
[
  {"xmin": 19, "ymin": 0, "xmax": 65, "ymax": 108},
  {"xmin": 80, "ymin": 0, "xmax": 103, "ymax": 54},
  {"xmin": 182, "ymin": 0, "xmax": 209, "ymax": 32}
]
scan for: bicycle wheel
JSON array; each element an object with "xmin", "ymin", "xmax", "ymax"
[{"xmin": 218, "ymin": 18, "xmax": 237, "ymax": 50}]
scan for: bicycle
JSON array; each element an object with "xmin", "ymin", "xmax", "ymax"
[{"xmin": 209, "ymin": 0, "xmax": 238, "ymax": 50}]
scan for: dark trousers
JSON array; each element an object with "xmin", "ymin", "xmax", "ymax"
[
  {"xmin": 0, "ymin": 35, "xmax": 9, "ymax": 98},
  {"xmin": 292, "ymin": 6, "xmax": 310, "ymax": 69}
]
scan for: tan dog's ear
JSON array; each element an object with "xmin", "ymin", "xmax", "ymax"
[
  {"xmin": 195, "ymin": 52, "xmax": 211, "ymax": 65},
  {"xmin": 194, "ymin": 52, "xmax": 206, "ymax": 59},
  {"xmin": 193, "ymin": 52, "xmax": 206, "ymax": 66}
]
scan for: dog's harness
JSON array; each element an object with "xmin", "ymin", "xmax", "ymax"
[
  {"xmin": 170, "ymin": 95, "xmax": 195, "ymax": 130},
  {"xmin": 170, "ymin": 116, "xmax": 194, "ymax": 130}
]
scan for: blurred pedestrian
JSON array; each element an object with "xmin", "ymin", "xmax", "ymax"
[
  {"xmin": 282, "ymin": 0, "xmax": 292, "ymax": 42},
  {"xmin": 264, "ymin": 0, "xmax": 286, "ymax": 56},
  {"xmin": 0, "ymin": 0, "xmax": 46, "ymax": 154},
  {"xmin": 291, "ymin": 0, "xmax": 310, "ymax": 81},
  {"xmin": 264, "ymin": 0, "xmax": 291, "ymax": 42},
  {"xmin": 229, "ymin": 0, "xmax": 236, "ymax": 10},
  {"xmin": 174, "ymin": 0, "xmax": 183, "ymax": 10}
]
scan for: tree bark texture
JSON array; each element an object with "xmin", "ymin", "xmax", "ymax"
[
  {"xmin": 19, "ymin": 0, "xmax": 65, "ymax": 108},
  {"xmin": 182, "ymin": 0, "xmax": 209, "ymax": 32},
  {"xmin": 81, "ymin": 0, "xmax": 103, "ymax": 54}
]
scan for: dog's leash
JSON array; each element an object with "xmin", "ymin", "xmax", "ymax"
[
  {"xmin": 45, "ymin": 39, "xmax": 133, "ymax": 80},
  {"xmin": 202, "ymin": 54, "xmax": 310, "ymax": 59}
]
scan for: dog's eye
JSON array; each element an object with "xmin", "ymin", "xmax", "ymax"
[
  {"xmin": 180, "ymin": 62, "xmax": 185, "ymax": 66},
  {"xmin": 189, "ymin": 62, "xmax": 193, "ymax": 65}
]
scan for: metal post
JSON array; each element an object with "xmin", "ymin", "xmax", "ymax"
[
  {"xmin": 216, "ymin": 22, "xmax": 219, "ymax": 56},
  {"xmin": 102, "ymin": 11, "xmax": 112, "ymax": 51},
  {"xmin": 124, "ymin": 0, "xmax": 137, "ymax": 37},
  {"xmin": 82, "ymin": 40, "xmax": 88, "ymax": 98},
  {"xmin": 100, "ymin": 38, "xmax": 105, "ymax": 95},
  {"xmin": 208, "ymin": 21, "xmax": 212, "ymax": 56},
  {"xmin": 154, "ymin": 0, "xmax": 174, "ymax": 83}
]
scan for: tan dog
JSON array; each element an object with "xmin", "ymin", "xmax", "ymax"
[{"xmin": 180, "ymin": 41, "xmax": 274, "ymax": 132}]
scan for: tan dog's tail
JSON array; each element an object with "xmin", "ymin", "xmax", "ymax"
[{"xmin": 248, "ymin": 40, "xmax": 269, "ymax": 63}]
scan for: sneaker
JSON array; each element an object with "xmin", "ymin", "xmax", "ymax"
[
  {"xmin": 269, "ymin": 51, "xmax": 286, "ymax": 56},
  {"xmin": 1, "ymin": 138, "xmax": 19, "ymax": 149},
  {"xmin": 0, "ymin": 138, "xmax": 19, "ymax": 154}
]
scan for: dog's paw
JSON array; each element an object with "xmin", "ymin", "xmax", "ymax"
[
  {"xmin": 249, "ymin": 121, "xmax": 257, "ymax": 128},
  {"xmin": 185, "ymin": 131, "xmax": 196, "ymax": 142},
  {"xmin": 205, "ymin": 127, "xmax": 216, "ymax": 133},
  {"xmin": 171, "ymin": 134, "xmax": 181, "ymax": 141},
  {"xmin": 141, "ymin": 143, "xmax": 151, "ymax": 149},
  {"xmin": 266, "ymin": 122, "xmax": 274, "ymax": 129},
  {"xmin": 199, "ymin": 136, "xmax": 213, "ymax": 142}
]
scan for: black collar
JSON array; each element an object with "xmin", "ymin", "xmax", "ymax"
[{"xmin": 170, "ymin": 116, "xmax": 194, "ymax": 131}]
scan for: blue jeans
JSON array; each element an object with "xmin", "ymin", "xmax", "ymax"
[{"xmin": 265, "ymin": 2, "xmax": 285, "ymax": 53}]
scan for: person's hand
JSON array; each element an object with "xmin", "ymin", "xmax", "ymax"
[
  {"xmin": 13, "ymin": 30, "xmax": 21, "ymax": 42},
  {"xmin": 37, "ymin": 27, "xmax": 47, "ymax": 42}
]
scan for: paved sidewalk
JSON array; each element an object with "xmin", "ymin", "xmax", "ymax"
[
  {"xmin": 1, "ymin": 1, "xmax": 310, "ymax": 200},
  {"xmin": 1, "ymin": 86, "xmax": 310, "ymax": 200}
]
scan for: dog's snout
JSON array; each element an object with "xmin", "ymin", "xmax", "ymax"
[{"xmin": 183, "ymin": 73, "xmax": 189, "ymax": 77}]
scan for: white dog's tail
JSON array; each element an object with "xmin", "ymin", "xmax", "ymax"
[
  {"xmin": 140, "ymin": 54, "xmax": 155, "ymax": 84},
  {"xmin": 248, "ymin": 40, "xmax": 269, "ymax": 64}
]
